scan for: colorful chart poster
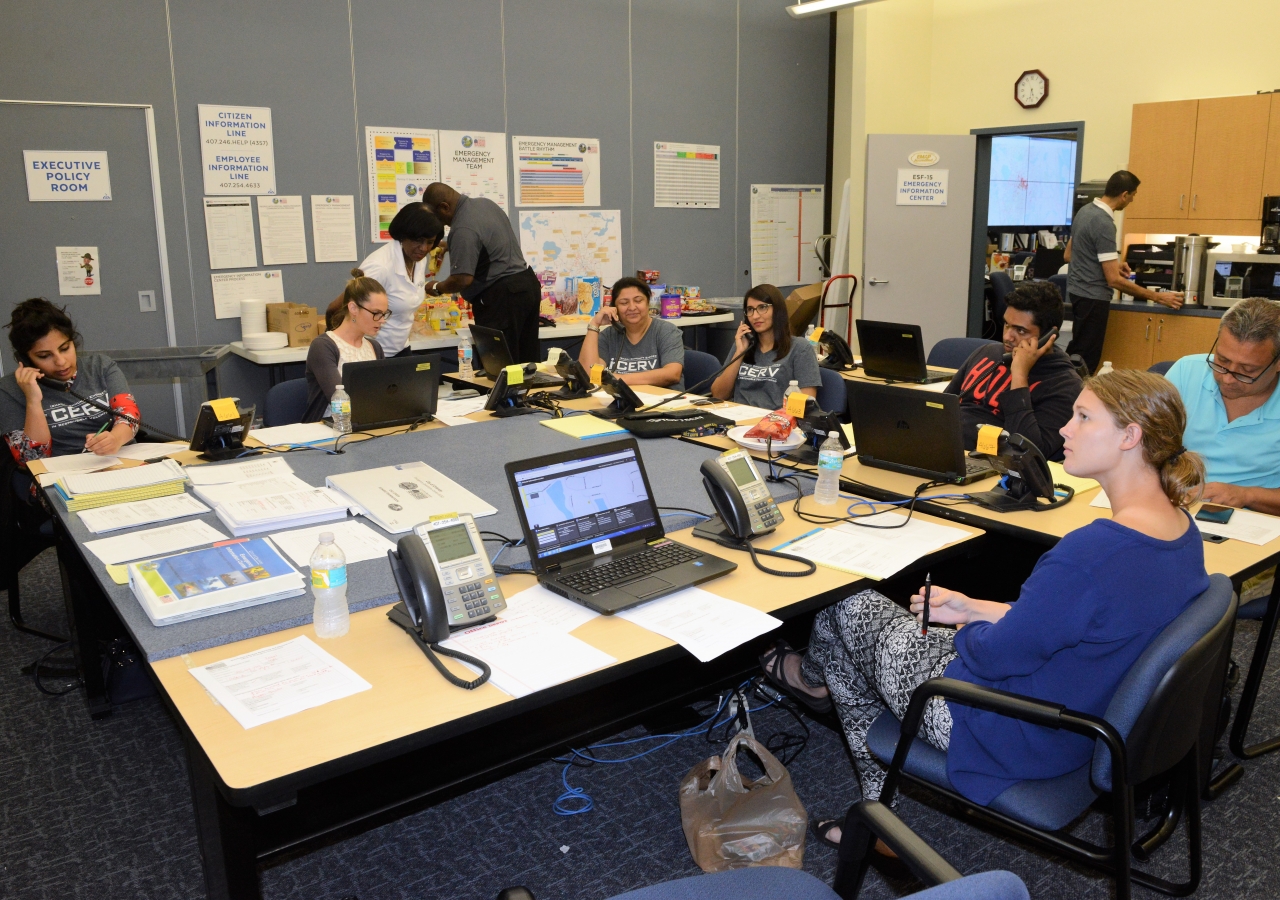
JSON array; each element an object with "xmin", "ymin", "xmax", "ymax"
[
  {"xmin": 198, "ymin": 105, "xmax": 276, "ymax": 196},
  {"xmin": 439, "ymin": 131, "xmax": 509, "ymax": 212},
  {"xmin": 365, "ymin": 127, "xmax": 439, "ymax": 243},
  {"xmin": 654, "ymin": 142, "xmax": 720, "ymax": 208},
  {"xmin": 512, "ymin": 136, "xmax": 601, "ymax": 207},
  {"xmin": 749, "ymin": 185, "xmax": 824, "ymax": 287},
  {"xmin": 518, "ymin": 210, "xmax": 621, "ymax": 295},
  {"xmin": 57, "ymin": 246, "xmax": 101, "ymax": 296}
]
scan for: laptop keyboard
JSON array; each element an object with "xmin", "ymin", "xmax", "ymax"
[
  {"xmin": 966, "ymin": 457, "xmax": 995, "ymax": 475},
  {"xmin": 926, "ymin": 367, "xmax": 953, "ymax": 380},
  {"xmin": 558, "ymin": 541, "xmax": 699, "ymax": 595}
]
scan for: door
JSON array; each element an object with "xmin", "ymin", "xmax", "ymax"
[
  {"xmin": 1099, "ymin": 309, "xmax": 1154, "ymax": 370},
  {"xmin": 1263, "ymin": 93, "xmax": 1280, "ymax": 198},
  {"xmin": 1126, "ymin": 100, "xmax": 1198, "ymax": 221},
  {"xmin": 1189, "ymin": 94, "xmax": 1271, "ymax": 221},
  {"xmin": 1152, "ymin": 315, "xmax": 1219, "ymax": 366},
  {"xmin": 0, "ymin": 103, "xmax": 179, "ymax": 433},
  {"xmin": 862, "ymin": 135, "xmax": 976, "ymax": 355}
]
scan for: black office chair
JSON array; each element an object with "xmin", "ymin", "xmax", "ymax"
[
  {"xmin": 841, "ymin": 574, "xmax": 1236, "ymax": 900},
  {"xmin": 989, "ymin": 272, "xmax": 1015, "ymax": 329},
  {"xmin": 928, "ymin": 338, "xmax": 994, "ymax": 369},
  {"xmin": 263, "ymin": 378, "xmax": 309, "ymax": 426},
  {"xmin": 1149, "ymin": 361, "xmax": 1175, "ymax": 376},
  {"xmin": 1010, "ymin": 251, "xmax": 1035, "ymax": 269},
  {"xmin": 817, "ymin": 368, "xmax": 847, "ymax": 418},
  {"xmin": 1048, "ymin": 273, "xmax": 1068, "ymax": 305},
  {"xmin": 0, "ymin": 451, "xmax": 62, "ymax": 642},
  {"xmin": 682, "ymin": 349, "xmax": 721, "ymax": 393}
]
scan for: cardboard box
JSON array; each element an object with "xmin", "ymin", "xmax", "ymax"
[
  {"xmin": 784, "ymin": 283, "xmax": 823, "ymax": 336},
  {"xmin": 266, "ymin": 302, "xmax": 326, "ymax": 348}
]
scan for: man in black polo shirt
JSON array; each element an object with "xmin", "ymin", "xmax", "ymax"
[
  {"xmin": 423, "ymin": 183, "xmax": 543, "ymax": 363},
  {"xmin": 1065, "ymin": 170, "xmax": 1181, "ymax": 372}
]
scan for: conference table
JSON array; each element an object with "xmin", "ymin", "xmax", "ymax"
[{"xmin": 37, "ymin": 390, "xmax": 983, "ymax": 900}]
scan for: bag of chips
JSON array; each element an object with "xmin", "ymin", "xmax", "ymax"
[{"xmin": 743, "ymin": 410, "xmax": 795, "ymax": 442}]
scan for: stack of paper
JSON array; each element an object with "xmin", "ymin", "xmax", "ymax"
[
  {"xmin": 190, "ymin": 472, "xmax": 315, "ymax": 506},
  {"xmin": 249, "ymin": 422, "xmax": 340, "ymax": 447},
  {"xmin": 772, "ymin": 515, "xmax": 971, "ymax": 580},
  {"xmin": 213, "ymin": 487, "xmax": 351, "ymax": 536},
  {"xmin": 616, "ymin": 587, "xmax": 782, "ymax": 662},
  {"xmin": 128, "ymin": 537, "xmax": 306, "ymax": 626},
  {"xmin": 184, "ymin": 455, "xmax": 294, "ymax": 486},
  {"xmin": 84, "ymin": 520, "xmax": 227, "ymax": 566},
  {"xmin": 435, "ymin": 395, "xmax": 490, "ymax": 426},
  {"xmin": 116, "ymin": 442, "xmax": 190, "ymax": 461},
  {"xmin": 326, "ymin": 462, "xmax": 497, "ymax": 533},
  {"xmin": 268, "ymin": 520, "xmax": 397, "ymax": 567},
  {"xmin": 40, "ymin": 454, "xmax": 120, "ymax": 475},
  {"xmin": 541, "ymin": 415, "xmax": 628, "ymax": 440},
  {"xmin": 53, "ymin": 459, "xmax": 188, "ymax": 511},
  {"xmin": 78, "ymin": 493, "xmax": 211, "ymax": 534}
]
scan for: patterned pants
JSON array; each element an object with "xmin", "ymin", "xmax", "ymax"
[{"xmin": 801, "ymin": 589, "xmax": 958, "ymax": 803}]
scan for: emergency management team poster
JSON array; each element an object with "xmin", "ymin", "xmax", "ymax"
[{"xmin": 198, "ymin": 104, "xmax": 277, "ymax": 195}]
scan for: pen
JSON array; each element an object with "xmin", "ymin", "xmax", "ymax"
[
  {"xmin": 921, "ymin": 572, "xmax": 931, "ymax": 636},
  {"xmin": 82, "ymin": 420, "xmax": 110, "ymax": 453}
]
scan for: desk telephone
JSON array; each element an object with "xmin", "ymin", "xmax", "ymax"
[
  {"xmin": 700, "ymin": 450, "xmax": 784, "ymax": 540},
  {"xmin": 387, "ymin": 513, "xmax": 507, "ymax": 689}
]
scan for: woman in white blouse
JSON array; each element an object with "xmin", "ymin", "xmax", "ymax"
[
  {"xmin": 356, "ymin": 203, "xmax": 446, "ymax": 356},
  {"xmin": 303, "ymin": 270, "xmax": 389, "ymax": 422}
]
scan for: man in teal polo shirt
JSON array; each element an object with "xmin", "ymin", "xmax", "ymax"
[{"xmin": 1165, "ymin": 297, "xmax": 1280, "ymax": 515}]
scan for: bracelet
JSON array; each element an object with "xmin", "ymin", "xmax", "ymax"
[{"xmin": 587, "ymin": 324, "xmax": 600, "ymax": 334}]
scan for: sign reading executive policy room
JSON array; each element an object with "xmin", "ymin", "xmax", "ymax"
[
  {"xmin": 198, "ymin": 104, "xmax": 277, "ymax": 195},
  {"xmin": 24, "ymin": 151, "xmax": 112, "ymax": 201}
]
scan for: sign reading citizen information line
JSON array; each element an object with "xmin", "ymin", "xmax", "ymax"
[
  {"xmin": 24, "ymin": 151, "xmax": 111, "ymax": 201},
  {"xmin": 198, "ymin": 104, "xmax": 277, "ymax": 195}
]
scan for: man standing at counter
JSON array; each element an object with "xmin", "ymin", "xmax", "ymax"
[
  {"xmin": 1066, "ymin": 170, "xmax": 1182, "ymax": 372},
  {"xmin": 1165, "ymin": 297, "xmax": 1280, "ymax": 515},
  {"xmin": 422, "ymin": 183, "xmax": 543, "ymax": 363}
]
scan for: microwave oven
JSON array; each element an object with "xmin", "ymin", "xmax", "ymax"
[{"xmin": 1205, "ymin": 252, "xmax": 1280, "ymax": 308}]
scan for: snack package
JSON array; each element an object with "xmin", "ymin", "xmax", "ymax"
[{"xmin": 744, "ymin": 411, "xmax": 795, "ymax": 442}]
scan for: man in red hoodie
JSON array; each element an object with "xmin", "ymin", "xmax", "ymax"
[{"xmin": 946, "ymin": 281, "xmax": 1083, "ymax": 461}]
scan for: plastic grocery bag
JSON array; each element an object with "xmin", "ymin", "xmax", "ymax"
[{"xmin": 678, "ymin": 732, "xmax": 808, "ymax": 872}]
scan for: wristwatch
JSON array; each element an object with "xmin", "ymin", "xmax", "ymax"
[{"xmin": 587, "ymin": 324, "xmax": 601, "ymax": 334}]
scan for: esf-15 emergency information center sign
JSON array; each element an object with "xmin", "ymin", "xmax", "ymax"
[
  {"xmin": 896, "ymin": 169, "xmax": 948, "ymax": 206},
  {"xmin": 24, "ymin": 151, "xmax": 112, "ymax": 201},
  {"xmin": 198, "ymin": 104, "xmax": 277, "ymax": 196}
]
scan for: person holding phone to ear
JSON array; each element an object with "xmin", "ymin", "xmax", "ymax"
[
  {"xmin": 711, "ymin": 284, "xmax": 820, "ymax": 408},
  {"xmin": 579, "ymin": 277, "xmax": 686, "ymax": 389},
  {"xmin": 946, "ymin": 280, "xmax": 1082, "ymax": 461}
]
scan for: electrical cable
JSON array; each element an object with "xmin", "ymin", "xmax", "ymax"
[{"xmin": 31, "ymin": 641, "xmax": 82, "ymax": 696}]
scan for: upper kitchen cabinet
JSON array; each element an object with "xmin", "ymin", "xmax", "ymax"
[
  {"xmin": 1126, "ymin": 100, "xmax": 1199, "ymax": 221},
  {"xmin": 1188, "ymin": 93, "xmax": 1271, "ymax": 222}
]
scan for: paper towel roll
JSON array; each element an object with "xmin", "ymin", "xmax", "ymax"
[{"xmin": 240, "ymin": 298, "xmax": 268, "ymax": 336}]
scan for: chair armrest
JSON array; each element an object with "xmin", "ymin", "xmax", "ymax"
[{"xmin": 844, "ymin": 800, "xmax": 961, "ymax": 886}]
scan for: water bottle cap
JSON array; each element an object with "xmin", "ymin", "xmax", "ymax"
[
  {"xmin": 319, "ymin": 532, "xmax": 334, "ymax": 543},
  {"xmin": 335, "ymin": 384, "xmax": 344, "ymax": 390}
]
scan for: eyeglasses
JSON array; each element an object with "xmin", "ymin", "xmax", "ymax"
[
  {"xmin": 1206, "ymin": 336, "xmax": 1280, "ymax": 385},
  {"xmin": 745, "ymin": 304, "xmax": 772, "ymax": 318},
  {"xmin": 356, "ymin": 304, "xmax": 390, "ymax": 322}
]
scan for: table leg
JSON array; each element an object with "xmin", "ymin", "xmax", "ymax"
[
  {"xmin": 186, "ymin": 732, "xmax": 261, "ymax": 900},
  {"xmin": 1229, "ymin": 575, "xmax": 1280, "ymax": 759},
  {"xmin": 54, "ymin": 526, "xmax": 112, "ymax": 719}
]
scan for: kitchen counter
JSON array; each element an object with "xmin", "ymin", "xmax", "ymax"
[{"xmin": 1109, "ymin": 299, "xmax": 1226, "ymax": 319}]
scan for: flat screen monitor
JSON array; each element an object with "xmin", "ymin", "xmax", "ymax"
[{"xmin": 988, "ymin": 133, "xmax": 1078, "ymax": 228}]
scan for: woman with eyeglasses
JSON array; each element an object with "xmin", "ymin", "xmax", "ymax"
[
  {"xmin": 711, "ymin": 284, "xmax": 821, "ymax": 409},
  {"xmin": 356, "ymin": 202, "xmax": 446, "ymax": 356},
  {"xmin": 304, "ymin": 270, "xmax": 389, "ymax": 422}
]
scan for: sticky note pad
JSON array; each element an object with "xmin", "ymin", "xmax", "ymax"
[
  {"xmin": 810, "ymin": 327, "xmax": 825, "ymax": 342},
  {"xmin": 785, "ymin": 392, "xmax": 808, "ymax": 418},
  {"xmin": 207, "ymin": 398, "xmax": 239, "ymax": 422},
  {"xmin": 106, "ymin": 564, "xmax": 129, "ymax": 585},
  {"xmin": 504, "ymin": 364, "xmax": 525, "ymax": 386},
  {"xmin": 976, "ymin": 424, "xmax": 1003, "ymax": 456}
]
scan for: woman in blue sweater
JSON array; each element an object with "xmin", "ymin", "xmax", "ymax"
[{"xmin": 761, "ymin": 369, "xmax": 1209, "ymax": 845}]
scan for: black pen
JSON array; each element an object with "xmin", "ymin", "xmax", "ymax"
[{"xmin": 921, "ymin": 572, "xmax": 931, "ymax": 636}]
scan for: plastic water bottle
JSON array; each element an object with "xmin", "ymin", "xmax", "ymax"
[
  {"xmin": 782, "ymin": 380, "xmax": 801, "ymax": 407},
  {"xmin": 1098, "ymin": 361, "xmax": 1114, "ymax": 376},
  {"xmin": 814, "ymin": 431, "xmax": 843, "ymax": 506},
  {"xmin": 457, "ymin": 327, "xmax": 474, "ymax": 380},
  {"xmin": 330, "ymin": 384, "xmax": 352, "ymax": 434},
  {"xmin": 805, "ymin": 324, "xmax": 816, "ymax": 343},
  {"xmin": 311, "ymin": 532, "xmax": 350, "ymax": 639}
]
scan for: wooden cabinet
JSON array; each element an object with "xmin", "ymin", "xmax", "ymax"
[
  {"xmin": 1264, "ymin": 93, "xmax": 1280, "ymax": 198},
  {"xmin": 1126, "ymin": 100, "xmax": 1199, "ymax": 221},
  {"xmin": 1100, "ymin": 309, "xmax": 1220, "ymax": 370},
  {"xmin": 1189, "ymin": 94, "xmax": 1270, "ymax": 221}
]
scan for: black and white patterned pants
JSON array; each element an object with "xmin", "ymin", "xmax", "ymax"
[{"xmin": 801, "ymin": 588, "xmax": 958, "ymax": 803}]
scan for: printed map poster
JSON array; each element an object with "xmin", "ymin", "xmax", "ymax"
[
  {"xmin": 519, "ymin": 210, "xmax": 621, "ymax": 295},
  {"xmin": 365, "ymin": 127, "xmax": 439, "ymax": 242},
  {"xmin": 512, "ymin": 137, "xmax": 601, "ymax": 207},
  {"xmin": 198, "ymin": 105, "xmax": 276, "ymax": 196},
  {"xmin": 439, "ymin": 131, "xmax": 509, "ymax": 212}
]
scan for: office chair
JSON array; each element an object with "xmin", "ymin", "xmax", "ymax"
[
  {"xmin": 989, "ymin": 272, "xmax": 1015, "ymax": 330},
  {"xmin": 263, "ymin": 378, "xmax": 310, "ymax": 426},
  {"xmin": 682, "ymin": 349, "xmax": 721, "ymax": 392},
  {"xmin": 0, "ymin": 452, "xmax": 62, "ymax": 642},
  {"xmin": 1149, "ymin": 361, "xmax": 1175, "ymax": 376},
  {"xmin": 928, "ymin": 338, "xmax": 993, "ymax": 370},
  {"xmin": 1010, "ymin": 251, "xmax": 1035, "ymax": 269},
  {"xmin": 816, "ymin": 368, "xmax": 847, "ymax": 418},
  {"xmin": 841, "ymin": 574, "xmax": 1236, "ymax": 900},
  {"xmin": 1048, "ymin": 274, "xmax": 1068, "ymax": 305}
]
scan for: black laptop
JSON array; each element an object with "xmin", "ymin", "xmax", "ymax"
[
  {"xmin": 847, "ymin": 381, "xmax": 995, "ymax": 485},
  {"xmin": 855, "ymin": 320, "xmax": 953, "ymax": 384},
  {"xmin": 471, "ymin": 323, "xmax": 563, "ymax": 388},
  {"xmin": 342, "ymin": 354, "xmax": 440, "ymax": 430},
  {"xmin": 505, "ymin": 439, "xmax": 736, "ymax": 614}
]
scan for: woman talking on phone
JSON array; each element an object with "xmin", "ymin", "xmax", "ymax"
[
  {"xmin": 0, "ymin": 297, "xmax": 140, "ymax": 465},
  {"xmin": 710, "ymin": 284, "xmax": 821, "ymax": 409}
]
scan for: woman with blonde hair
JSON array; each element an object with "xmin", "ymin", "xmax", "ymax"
[
  {"xmin": 760, "ymin": 369, "xmax": 1210, "ymax": 846},
  {"xmin": 304, "ymin": 269, "xmax": 389, "ymax": 422}
]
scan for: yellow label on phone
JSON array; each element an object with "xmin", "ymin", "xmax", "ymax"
[
  {"xmin": 504, "ymin": 364, "xmax": 524, "ymax": 386},
  {"xmin": 976, "ymin": 424, "xmax": 1003, "ymax": 456},
  {"xmin": 590, "ymin": 363, "xmax": 604, "ymax": 386},
  {"xmin": 207, "ymin": 397, "xmax": 239, "ymax": 422},
  {"xmin": 785, "ymin": 392, "xmax": 808, "ymax": 417}
]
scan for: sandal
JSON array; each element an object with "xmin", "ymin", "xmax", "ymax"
[
  {"xmin": 759, "ymin": 639, "xmax": 833, "ymax": 714},
  {"xmin": 813, "ymin": 817, "xmax": 843, "ymax": 850},
  {"xmin": 813, "ymin": 818, "xmax": 907, "ymax": 876}
]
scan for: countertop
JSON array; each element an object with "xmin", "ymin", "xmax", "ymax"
[{"xmin": 1108, "ymin": 299, "xmax": 1227, "ymax": 319}]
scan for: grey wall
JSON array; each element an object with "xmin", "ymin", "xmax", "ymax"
[{"xmin": 0, "ymin": 0, "xmax": 829, "ymax": 420}]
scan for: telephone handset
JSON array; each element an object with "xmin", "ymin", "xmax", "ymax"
[
  {"xmin": 1001, "ymin": 326, "xmax": 1059, "ymax": 364},
  {"xmin": 700, "ymin": 451, "xmax": 784, "ymax": 540},
  {"xmin": 386, "ymin": 513, "xmax": 507, "ymax": 689}
]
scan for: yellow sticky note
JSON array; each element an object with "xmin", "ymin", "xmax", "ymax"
[
  {"xmin": 206, "ymin": 398, "xmax": 239, "ymax": 423},
  {"xmin": 810, "ymin": 327, "xmax": 825, "ymax": 342},
  {"xmin": 106, "ymin": 564, "xmax": 129, "ymax": 585},
  {"xmin": 504, "ymin": 364, "xmax": 525, "ymax": 386},
  {"xmin": 785, "ymin": 392, "xmax": 808, "ymax": 418},
  {"xmin": 976, "ymin": 424, "xmax": 1003, "ymax": 456}
]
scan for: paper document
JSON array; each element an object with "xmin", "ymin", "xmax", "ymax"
[
  {"xmin": 310, "ymin": 195, "xmax": 358, "ymax": 263},
  {"xmin": 654, "ymin": 142, "xmax": 720, "ymax": 209},
  {"xmin": 701, "ymin": 402, "xmax": 773, "ymax": 423},
  {"xmin": 77, "ymin": 493, "xmax": 212, "ymax": 534},
  {"xmin": 435, "ymin": 395, "xmax": 489, "ymax": 426},
  {"xmin": 84, "ymin": 519, "xmax": 226, "ymax": 566},
  {"xmin": 210, "ymin": 270, "xmax": 285, "ymax": 320},
  {"xmin": 439, "ymin": 130, "xmax": 509, "ymax": 211},
  {"xmin": 500, "ymin": 584, "xmax": 599, "ymax": 633},
  {"xmin": 193, "ymin": 474, "xmax": 315, "ymax": 506},
  {"xmin": 1047, "ymin": 461, "xmax": 1100, "ymax": 495},
  {"xmin": 215, "ymin": 488, "xmax": 350, "ymax": 535},
  {"xmin": 61, "ymin": 458, "xmax": 185, "ymax": 495},
  {"xmin": 40, "ymin": 454, "xmax": 119, "ymax": 475},
  {"xmin": 1197, "ymin": 509, "xmax": 1280, "ymax": 546},
  {"xmin": 115, "ymin": 442, "xmax": 189, "ymax": 461},
  {"xmin": 203, "ymin": 197, "xmax": 258, "ymax": 270},
  {"xmin": 188, "ymin": 636, "xmax": 372, "ymax": 729},
  {"xmin": 773, "ymin": 515, "xmax": 971, "ymax": 580},
  {"xmin": 326, "ymin": 461, "xmax": 497, "ymax": 533},
  {"xmin": 269, "ymin": 520, "xmax": 397, "ymax": 568},
  {"xmin": 1091, "ymin": 491, "xmax": 1112, "ymax": 509},
  {"xmin": 250, "ymin": 422, "xmax": 339, "ymax": 447},
  {"xmin": 441, "ymin": 611, "xmax": 616, "ymax": 698},
  {"xmin": 749, "ymin": 184, "xmax": 824, "ymax": 286},
  {"xmin": 256, "ymin": 195, "xmax": 308, "ymax": 265},
  {"xmin": 616, "ymin": 588, "xmax": 782, "ymax": 662},
  {"xmin": 185, "ymin": 456, "xmax": 293, "ymax": 486}
]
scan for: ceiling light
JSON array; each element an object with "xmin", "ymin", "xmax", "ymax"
[{"xmin": 786, "ymin": 0, "xmax": 891, "ymax": 18}]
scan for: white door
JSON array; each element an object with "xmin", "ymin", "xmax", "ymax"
[{"xmin": 862, "ymin": 135, "xmax": 976, "ymax": 355}]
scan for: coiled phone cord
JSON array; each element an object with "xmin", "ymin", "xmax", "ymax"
[
  {"xmin": 46, "ymin": 380, "xmax": 190, "ymax": 444},
  {"xmin": 401, "ymin": 624, "xmax": 492, "ymax": 690}
]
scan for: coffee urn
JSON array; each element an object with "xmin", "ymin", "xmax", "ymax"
[
  {"xmin": 1173, "ymin": 235, "xmax": 1212, "ymax": 306},
  {"xmin": 1261, "ymin": 196, "xmax": 1280, "ymax": 255}
]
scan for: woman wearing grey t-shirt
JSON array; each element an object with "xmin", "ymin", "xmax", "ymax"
[
  {"xmin": 580, "ymin": 277, "xmax": 685, "ymax": 390},
  {"xmin": 712, "ymin": 284, "xmax": 821, "ymax": 410}
]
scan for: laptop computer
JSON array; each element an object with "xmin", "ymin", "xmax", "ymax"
[
  {"xmin": 855, "ymin": 320, "xmax": 953, "ymax": 384},
  {"xmin": 342, "ymin": 354, "xmax": 440, "ymax": 430},
  {"xmin": 505, "ymin": 439, "xmax": 737, "ymax": 614},
  {"xmin": 847, "ymin": 381, "xmax": 995, "ymax": 485},
  {"xmin": 471, "ymin": 323, "xmax": 563, "ymax": 388}
]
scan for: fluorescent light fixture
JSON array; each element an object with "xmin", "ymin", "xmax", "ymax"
[{"xmin": 786, "ymin": 0, "xmax": 890, "ymax": 18}]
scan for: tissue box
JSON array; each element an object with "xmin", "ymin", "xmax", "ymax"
[{"xmin": 266, "ymin": 302, "xmax": 326, "ymax": 348}]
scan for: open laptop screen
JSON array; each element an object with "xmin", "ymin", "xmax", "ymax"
[
  {"xmin": 855, "ymin": 320, "xmax": 926, "ymax": 381},
  {"xmin": 510, "ymin": 444, "xmax": 661, "ymax": 560}
]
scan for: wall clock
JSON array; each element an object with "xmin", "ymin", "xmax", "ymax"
[{"xmin": 1015, "ymin": 69, "xmax": 1049, "ymax": 109}]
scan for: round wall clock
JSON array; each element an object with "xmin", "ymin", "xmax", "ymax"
[{"xmin": 1015, "ymin": 70, "xmax": 1049, "ymax": 109}]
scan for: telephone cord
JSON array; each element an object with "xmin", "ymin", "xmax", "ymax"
[
  {"xmin": 50, "ymin": 381, "xmax": 189, "ymax": 443},
  {"xmin": 401, "ymin": 625, "xmax": 491, "ymax": 689}
]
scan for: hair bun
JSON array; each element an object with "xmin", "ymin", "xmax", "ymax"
[{"xmin": 349, "ymin": 268, "xmax": 365, "ymax": 279}]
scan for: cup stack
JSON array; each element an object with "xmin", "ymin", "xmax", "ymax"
[{"xmin": 240, "ymin": 299, "xmax": 268, "ymax": 337}]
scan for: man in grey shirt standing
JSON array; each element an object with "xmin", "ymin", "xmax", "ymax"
[
  {"xmin": 1065, "ymin": 170, "xmax": 1181, "ymax": 372},
  {"xmin": 423, "ymin": 183, "xmax": 543, "ymax": 362}
]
